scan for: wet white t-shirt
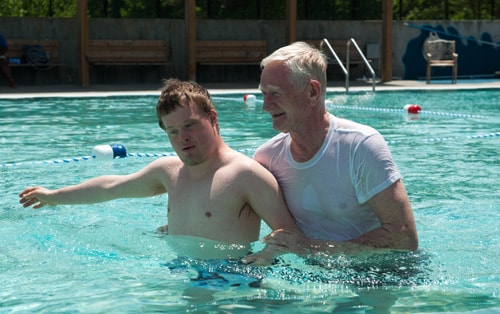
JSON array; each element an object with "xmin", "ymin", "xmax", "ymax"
[{"xmin": 254, "ymin": 114, "xmax": 401, "ymax": 241}]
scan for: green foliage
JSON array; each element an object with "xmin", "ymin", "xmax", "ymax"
[
  {"xmin": 0, "ymin": 0, "xmax": 75, "ymax": 17},
  {"xmin": 0, "ymin": 0, "xmax": 27, "ymax": 17},
  {"xmin": 0, "ymin": 0, "xmax": 497, "ymax": 20},
  {"xmin": 87, "ymin": 0, "xmax": 185, "ymax": 18},
  {"xmin": 394, "ymin": 0, "xmax": 498, "ymax": 20}
]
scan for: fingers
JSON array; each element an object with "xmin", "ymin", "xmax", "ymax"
[
  {"xmin": 261, "ymin": 230, "xmax": 310, "ymax": 255},
  {"xmin": 241, "ymin": 254, "xmax": 272, "ymax": 266},
  {"xmin": 19, "ymin": 196, "xmax": 46, "ymax": 209},
  {"xmin": 242, "ymin": 243, "xmax": 287, "ymax": 266},
  {"xmin": 19, "ymin": 187, "xmax": 46, "ymax": 209},
  {"xmin": 32, "ymin": 200, "xmax": 47, "ymax": 209},
  {"xmin": 262, "ymin": 229, "xmax": 293, "ymax": 244},
  {"xmin": 240, "ymin": 255, "xmax": 256, "ymax": 265},
  {"xmin": 18, "ymin": 186, "xmax": 38, "ymax": 198}
]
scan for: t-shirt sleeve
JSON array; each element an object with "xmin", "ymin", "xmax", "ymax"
[{"xmin": 351, "ymin": 132, "xmax": 402, "ymax": 204}]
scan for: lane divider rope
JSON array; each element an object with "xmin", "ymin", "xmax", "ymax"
[
  {"xmin": 2, "ymin": 133, "xmax": 499, "ymax": 168},
  {"xmin": 328, "ymin": 105, "xmax": 487, "ymax": 119},
  {"xmin": 386, "ymin": 132, "xmax": 500, "ymax": 145},
  {"xmin": 234, "ymin": 94, "xmax": 489, "ymax": 119}
]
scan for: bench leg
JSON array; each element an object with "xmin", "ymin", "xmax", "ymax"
[
  {"xmin": 426, "ymin": 62, "xmax": 431, "ymax": 84},
  {"xmin": 452, "ymin": 63, "xmax": 457, "ymax": 84}
]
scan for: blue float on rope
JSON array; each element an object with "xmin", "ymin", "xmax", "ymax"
[{"xmin": 92, "ymin": 144, "xmax": 127, "ymax": 160}]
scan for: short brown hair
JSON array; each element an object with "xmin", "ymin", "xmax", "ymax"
[{"xmin": 156, "ymin": 79, "xmax": 215, "ymax": 130}]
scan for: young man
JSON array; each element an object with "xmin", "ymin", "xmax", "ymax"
[
  {"xmin": 19, "ymin": 79, "xmax": 303, "ymax": 264},
  {"xmin": 253, "ymin": 42, "xmax": 418, "ymax": 256}
]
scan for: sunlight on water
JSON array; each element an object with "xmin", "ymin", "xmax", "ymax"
[{"xmin": 1, "ymin": 89, "xmax": 499, "ymax": 312}]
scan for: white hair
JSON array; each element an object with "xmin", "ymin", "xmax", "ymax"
[{"xmin": 261, "ymin": 41, "xmax": 328, "ymax": 94}]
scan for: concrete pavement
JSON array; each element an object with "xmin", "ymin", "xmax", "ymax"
[{"xmin": 1, "ymin": 79, "xmax": 499, "ymax": 99}]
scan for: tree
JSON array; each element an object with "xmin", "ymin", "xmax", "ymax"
[{"xmin": 0, "ymin": 0, "xmax": 497, "ymax": 20}]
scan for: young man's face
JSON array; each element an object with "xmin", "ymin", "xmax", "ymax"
[{"xmin": 161, "ymin": 101, "xmax": 218, "ymax": 166}]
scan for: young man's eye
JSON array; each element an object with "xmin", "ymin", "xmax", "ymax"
[{"xmin": 185, "ymin": 121, "xmax": 197, "ymax": 128}]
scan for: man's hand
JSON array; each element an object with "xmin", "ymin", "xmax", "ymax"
[
  {"xmin": 242, "ymin": 229, "xmax": 315, "ymax": 265},
  {"xmin": 241, "ymin": 244, "xmax": 286, "ymax": 266},
  {"xmin": 261, "ymin": 228, "xmax": 312, "ymax": 255},
  {"xmin": 19, "ymin": 186, "xmax": 55, "ymax": 209}
]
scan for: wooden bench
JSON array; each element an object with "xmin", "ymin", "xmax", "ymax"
[
  {"xmin": 87, "ymin": 40, "xmax": 171, "ymax": 65},
  {"xmin": 6, "ymin": 39, "xmax": 61, "ymax": 69},
  {"xmin": 425, "ymin": 39, "xmax": 458, "ymax": 84},
  {"xmin": 196, "ymin": 40, "xmax": 267, "ymax": 65}
]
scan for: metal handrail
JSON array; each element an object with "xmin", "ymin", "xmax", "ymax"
[
  {"xmin": 319, "ymin": 39, "xmax": 349, "ymax": 90},
  {"xmin": 320, "ymin": 38, "xmax": 376, "ymax": 92},
  {"xmin": 347, "ymin": 38, "xmax": 376, "ymax": 92}
]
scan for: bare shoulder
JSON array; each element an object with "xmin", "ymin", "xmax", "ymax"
[
  {"xmin": 137, "ymin": 156, "xmax": 183, "ymax": 193},
  {"xmin": 226, "ymin": 150, "xmax": 267, "ymax": 172},
  {"xmin": 224, "ymin": 150, "xmax": 277, "ymax": 183},
  {"xmin": 142, "ymin": 156, "xmax": 183, "ymax": 175}
]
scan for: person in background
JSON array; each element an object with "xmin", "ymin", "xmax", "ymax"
[
  {"xmin": 247, "ymin": 42, "xmax": 418, "ymax": 259},
  {"xmin": 19, "ymin": 78, "xmax": 304, "ymax": 265},
  {"xmin": 0, "ymin": 33, "xmax": 16, "ymax": 88}
]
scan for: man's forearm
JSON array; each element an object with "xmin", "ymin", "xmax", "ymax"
[{"xmin": 51, "ymin": 175, "xmax": 123, "ymax": 205}]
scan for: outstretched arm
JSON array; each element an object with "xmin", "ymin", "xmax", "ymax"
[{"xmin": 19, "ymin": 158, "xmax": 169, "ymax": 209}]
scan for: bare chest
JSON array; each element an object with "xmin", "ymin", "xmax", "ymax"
[{"xmin": 166, "ymin": 174, "xmax": 259, "ymax": 242}]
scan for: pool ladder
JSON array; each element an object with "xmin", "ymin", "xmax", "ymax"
[{"xmin": 320, "ymin": 38, "xmax": 376, "ymax": 92}]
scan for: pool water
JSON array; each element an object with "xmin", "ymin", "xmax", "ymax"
[{"xmin": 1, "ymin": 89, "xmax": 499, "ymax": 313}]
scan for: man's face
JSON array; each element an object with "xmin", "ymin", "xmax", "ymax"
[
  {"xmin": 259, "ymin": 61, "xmax": 310, "ymax": 133},
  {"xmin": 161, "ymin": 102, "xmax": 217, "ymax": 166}
]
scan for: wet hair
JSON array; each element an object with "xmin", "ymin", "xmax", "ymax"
[
  {"xmin": 156, "ymin": 78, "xmax": 217, "ymax": 130},
  {"xmin": 260, "ymin": 41, "xmax": 328, "ymax": 95}
]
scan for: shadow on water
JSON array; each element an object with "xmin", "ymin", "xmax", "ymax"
[{"xmin": 160, "ymin": 250, "xmax": 500, "ymax": 312}]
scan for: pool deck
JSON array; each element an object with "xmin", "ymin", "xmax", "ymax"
[{"xmin": 0, "ymin": 79, "xmax": 499, "ymax": 99}]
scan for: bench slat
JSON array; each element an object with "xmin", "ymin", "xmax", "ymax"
[
  {"xmin": 196, "ymin": 40, "xmax": 267, "ymax": 64},
  {"xmin": 87, "ymin": 40, "xmax": 169, "ymax": 64},
  {"xmin": 6, "ymin": 39, "xmax": 60, "ymax": 64}
]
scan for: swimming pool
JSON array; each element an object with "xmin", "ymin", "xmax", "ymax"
[{"xmin": 1, "ymin": 88, "xmax": 499, "ymax": 312}]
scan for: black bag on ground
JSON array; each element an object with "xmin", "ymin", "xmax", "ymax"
[{"xmin": 23, "ymin": 44, "xmax": 53, "ymax": 70}]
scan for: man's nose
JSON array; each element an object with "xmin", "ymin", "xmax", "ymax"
[
  {"xmin": 262, "ymin": 95, "xmax": 272, "ymax": 112},
  {"xmin": 179, "ymin": 129, "xmax": 190, "ymax": 142}
]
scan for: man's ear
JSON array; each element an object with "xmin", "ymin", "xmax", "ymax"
[
  {"xmin": 308, "ymin": 79, "xmax": 322, "ymax": 100},
  {"xmin": 209, "ymin": 109, "xmax": 218, "ymax": 124},
  {"xmin": 158, "ymin": 120, "xmax": 165, "ymax": 130},
  {"xmin": 209, "ymin": 109, "xmax": 220, "ymax": 132}
]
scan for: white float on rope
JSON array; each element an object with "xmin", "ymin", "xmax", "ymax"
[
  {"xmin": 243, "ymin": 94, "xmax": 256, "ymax": 105},
  {"xmin": 92, "ymin": 144, "xmax": 127, "ymax": 160}
]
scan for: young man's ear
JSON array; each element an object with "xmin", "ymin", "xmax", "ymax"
[
  {"xmin": 209, "ymin": 110, "xmax": 218, "ymax": 123},
  {"xmin": 209, "ymin": 110, "xmax": 220, "ymax": 131},
  {"xmin": 158, "ymin": 120, "xmax": 165, "ymax": 130}
]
